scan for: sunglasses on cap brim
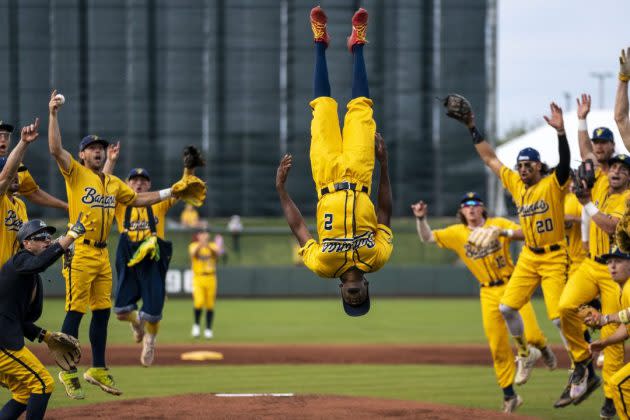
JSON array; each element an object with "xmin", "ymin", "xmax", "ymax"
[
  {"xmin": 26, "ymin": 233, "xmax": 52, "ymax": 242},
  {"xmin": 461, "ymin": 200, "xmax": 482, "ymax": 208}
]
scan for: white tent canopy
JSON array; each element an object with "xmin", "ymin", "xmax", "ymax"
[{"xmin": 493, "ymin": 109, "xmax": 628, "ymax": 215}]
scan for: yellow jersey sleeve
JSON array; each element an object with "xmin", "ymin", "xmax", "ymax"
[
  {"xmin": 188, "ymin": 242, "xmax": 197, "ymax": 257},
  {"xmin": 499, "ymin": 165, "xmax": 520, "ymax": 197},
  {"xmin": 370, "ymin": 224, "xmax": 394, "ymax": 272},
  {"xmin": 110, "ymin": 176, "xmax": 137, "ymax": 206},
  {"xmin": 17, "ymin": 168, "xmax": 39, "ymax": 195},
  {"xmin": 433, "ymin": 225, "xmax": 461, "ymax": 250},
  {"xmin": 299, "ymin": 239, "xmax": 325, "ymax": 276},
  {"xmin": 492, "ymin": 217, "xmax": 520, "ymax": 233}
]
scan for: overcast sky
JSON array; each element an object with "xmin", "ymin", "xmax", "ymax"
[{"xmin": 497, "ymin": 0, "xmax": 628, "ymax": 136}]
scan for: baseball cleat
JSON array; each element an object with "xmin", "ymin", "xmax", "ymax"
[
  {"xmin": 540, "ymin": 346, "xmax": 557, "ymax": 370},
  {"xmin": 84, "ymin": 367, "xmax": 122, "ymax": 396},
  {"xmin": 130, "ymin": 318, "xmax": 145, "ymax": 344},
  {"xmin": 572, "ymin": 374, "xmax": 602, "ymax": 405},
  {"xmin": 347, "ymin": 8, "xmax": 368, "ymax": 52},
  {"xmin": 191, "ymin": 324, "xmax": 200, "ymax": 338},
  {"xmin": 514, "ymin": 346, "xmax": 541, "ymax": 385},
  {"xmin": 596, "ymin": 352, "xmax": 604, "ymax": 369},
  {"xmin": 310, "ymin": 6, "xmax": 330, "ymax": 47},
  {"xmin": 502, "ymin": 394, "xmax": 523, "ymax": 414},
  {"xmin": 141, "ymin": 334, "xmax": 156, "ymax": 367},
  {"xmin": 553, "ymin": 373, "xmax": 573, "ymax": 408},
  {"xmin": 600, "ymin": 397, "xmax": 616, "ymax": 419},
  {"xmin": 569, "ymin": 359, "xmax": 590, "ymax": 400},
  {"xmin": 204, "ymin": 329, "xmax": 213, "ymax": 339},
  {"xmin": 58, "ymin": 369, "xmax": 84, "ymax": 400}
]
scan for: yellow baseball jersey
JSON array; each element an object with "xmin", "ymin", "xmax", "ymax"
[
  {"xmin": 17, "ymin": 168, "xmax": 38, "ymax": 196},
  {"xmin": 0, "ymin": 195, "xmax": 27, "ymax": 266},
  {"xmin": 115, "ymin": 198, "xmax": 176, "ymax": 241},
  {"xmin": 60, "ymin": 156, "xmax": 136, "ymax": 243},
  {"xmin": 500, "ymin": 166, "xmax": 567, "ymax": 248},
  {"xmin": 180, "ymin": 207, "xmax": 199, "ymax": 227},
  {"xmin": 590, "ymin": 188, "xmax": 629, "ymax": 258},
  {"xmin": 299, "ymin": 192, "xmax": 393, "ymax": 278},
  {"xmin": 564, "ymin": 193, "xmax": 587, "ymax": 265},
  {"xmin": 189, "ymin": 241, "xmax": 220, "ymax": 275},
  {"xmin": 433, "ymin": 217, "xmax": 519, "ymax": 285}
]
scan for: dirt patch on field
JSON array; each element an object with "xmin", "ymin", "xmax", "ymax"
[
  {"xmin": 30, "ymin": 343, "xmax": 572, "ymax": 367},
  {"xmin": 46, "ymin": 394, "xmax": 538, "ymax": 419}
]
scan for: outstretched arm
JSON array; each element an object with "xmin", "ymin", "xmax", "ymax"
[
  {"xmin": 590, "ymin": 324, "xmax": 628, "ymax": 352},
  {"xmin": 410, "ymin": 200, "xmax": 434, "ymax": 243},
  {"xmin": 24, "ymin": 189, "xmax": 68, "ymax": 211},
  {"xmin": 0, "ymin": 119, "xmax": 40, "ymax": 196},
  {"xmin": 576, "ymin": 94, "xmax": 597, "ymax": 163},
  {"xmin": 48, "ymin": 90, "xmax": 72, "ymax": 172},
  {"xmin": 103, "ymin": 141, "xmax": 120, "ymax": 175},
  {"xmin": 576, "ymin": 185, "xmax": 619, "ymax": 234},
  {"xmin": 543, "ymin": 102, "xmax": 570, "ymax": 185},
  {"xmin": 276, "ymin": 154, "xmax": 313, "ymax": 247},
  {"xmin": 616, "ymin": 47, "xmax": 630, "ymax": 147},
  {"xmin": 375, "ymin": 133, "xmax": 392, "ymax": 227}
]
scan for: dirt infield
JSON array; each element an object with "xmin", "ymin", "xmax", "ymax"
[
  {"xmin": 47, "ymin": 394, "xmax": 538, "ymax": 419},
  {"xmin": 31, "ymin": 343, "xmax": 572, "ymax": 367}
]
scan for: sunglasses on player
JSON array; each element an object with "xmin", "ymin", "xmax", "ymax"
[
  {"xmin": 26, "ymin": 233, "xmax": 52, "ymax": 242},
  {"xmin": 461, "ymin": 200, "xmax": 482, "ymax": 208},
  {"xmin": 516, "ymin": 161, "xmax": 538, "ymax": 170}
]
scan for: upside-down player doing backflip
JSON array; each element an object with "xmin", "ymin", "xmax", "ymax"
[{"xmin": 276, "ymin": 6, "xmax": 393, "ymax": 317}]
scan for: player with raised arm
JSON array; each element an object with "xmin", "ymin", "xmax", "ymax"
[
  {"xmin": 411, "ymin": 193, "xmax": 555, "ymax": 413},
  {"xmin": 443, "ymin": 95, "xmax": 577, "ymax": 393}
]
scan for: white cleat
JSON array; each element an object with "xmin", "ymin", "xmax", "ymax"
[
  {"xmin": 502, "ymin": 394, "xmax": 523, "ymax": 414},
  {"xmin": 204, "ymin": 329, "xmax": 213, "ymax": 339},
  {"xmin": 191, "ymin": 324, "xmax": 200, "ymax": 338},
  {"xmin": 141, "ymin": 334, "xmax": 156, "ymax": 367},
  {"xmin": 540, "ymin": 346, "xmax": 557, "ymax": 370},
  {"xmin": 514, "ymin": 346, "xmax": 542, "ymax": 385},
  {"xmin": 130, "ymin": 319, "xmax": 145, "ymax": 344}
]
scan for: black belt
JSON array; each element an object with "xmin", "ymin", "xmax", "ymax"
[
  {"xmin": 480, "ymin": 279, "xmax": 506, "ymax": 288},
  {"xmin": 320, "ymin": 181, "xmax": 368, "ymax": 196},
  {"xmin": 528, "ymin": 244, "xmax": 561, "ymax": 254},
  {"xmin": 593, "ymin": 256, "xmax": 607, "ymax": 265},
  {"xmin": 82, "ymin": 239, "xmax": 108, "ymax": 249}
]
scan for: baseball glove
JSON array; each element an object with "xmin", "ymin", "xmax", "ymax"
[
  {"xmin": 572, "ymin": 159, "xmax": 595, "ymax": 199},
  {"xmin": 183, "ymin": 146, "xmax": 205, "ymax": 177},
  {"xmin": 578, "ymin": 304, "xmax": 602, "ymax": 328},
  {"xmin": 442, "ymin": 94, "xmax": 473, "ymax": 124},
  {"xmin": 44, "ymin": 331, "xmax": 81, "ymax": 371},
  {"xmin": 468, "ymin": 226, "xmax": 501, "ymax": 248},
  {"xmin": 127, "ymin": 235, "xmax": 160, "ymax": 267},
  {"xmin": 616, "ymin": 213, "xmax": 630, "ymax": 253},
  {"xmin": 171, "ymin": 174, "xmax": 206, "ymax": 207}
]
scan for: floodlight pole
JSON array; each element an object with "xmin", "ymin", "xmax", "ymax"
[{"xmin": 589, "ymin": 72, "xmax": 613, "ymax": 109}]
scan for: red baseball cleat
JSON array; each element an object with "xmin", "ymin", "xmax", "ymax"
[
  {"xmin": 347, "ymin": 8, "xmax": 368, "ymax": 52},
  {"xmin": 310, "ymin": 6, "xmax": 330, "ymax": 47}
]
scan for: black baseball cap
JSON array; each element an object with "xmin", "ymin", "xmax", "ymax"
[
  {"xmin": 592, "ymin": 127, "xmax": 614, "ymax": 143},
  {"xmin": 127, "ymin": 168, "xmax": 151, "ymax": 181},
  {"xmin": 79, "ymin": 135, "xmax": 109, "ymax": 152},
  {"xmin": 17, "ymin": 220, "xmax": 56, "ymax": 244},
  {"xmin": 608, "ymin": 154, "xmax": 630, "ymax": 169},
  {"xmin": 601, "ymin": 246, "xmax": 630, "ymax": 262},
  {"xmin": 0, "ymin": 121, "xmax": 14, "ymax": 133},
  {"xmin": 0, "ymin": 158, "xmax": 27, "ymax": 173},
  {"xmin": 341, "ymin": 284, "xmax": 371, "ymax": 317}
]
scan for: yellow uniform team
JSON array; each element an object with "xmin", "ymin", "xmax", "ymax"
[{"xmin": 189, "ymin": 231, "xmax": 221, "ymax": 339}]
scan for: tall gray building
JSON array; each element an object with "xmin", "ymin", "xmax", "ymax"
[{"xmin": 0, "ymin": 0, "xmax": 495, "ymax": 217}]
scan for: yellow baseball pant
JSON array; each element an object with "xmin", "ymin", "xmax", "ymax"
[
  {"xmin": 0, "ymin": 347, "xmax": 54, "ymax": 404},
  {"xmin": 558, "ymin": 258, "xmax": 624, "ymax": 398},
  {"xmin": 568, "ymin": 257, "xmax": 585, "ymax": 278},
  {"xmin": 611, "ymin": 361, "xmax": 630, "ymax": 420},
  {"xmin": 309, "ymin": 96, "xmax": 375, "ymax": 194},
  {"xmin": 192, "ymin": 274, "xmax": 217, "ymax": 310},
  {"xmin": 500, "ymin": 247, "xmax": 569, "ymax": 320},
  {"xmin": 481, "ymin": 284, "xmax": 547, "ymax": 388},
  {"xmin": 63, "ymin": 244, "xmax": 112, "ymax": 313}
]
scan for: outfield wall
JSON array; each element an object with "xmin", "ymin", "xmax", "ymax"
[{"xmin": 42, "ymin": 266, "xmax": 491, "ymax": 298}]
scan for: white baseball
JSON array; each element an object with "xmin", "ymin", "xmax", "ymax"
[{"xmin": 55, "ymin": 94, "xmax": 65, "ymax": 105}]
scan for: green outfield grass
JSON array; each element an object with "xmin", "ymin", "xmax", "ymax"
[
  {"xmin": 38, "ymin": 297, "xmax": 567, "ymax": 345},
  {"xmin": 43, "ymin": 365, "xmax": 599, "ymax": 419}
]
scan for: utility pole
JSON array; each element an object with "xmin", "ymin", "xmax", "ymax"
[
  {"xmin": 563, "ymin": 91, "xmax": 571, "ymax": 111},
  {"xmin": 589, "ymin": 72, "xmax": 613, "ymax": 109}
]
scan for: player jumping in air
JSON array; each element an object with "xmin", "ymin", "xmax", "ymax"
[{"xmin": 276, "ymin": 6, "xmax": 393, "ymax": 317}]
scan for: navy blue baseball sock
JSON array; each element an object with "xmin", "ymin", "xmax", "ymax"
[
  {"xmin": 351, "ymin": 44, "xmax": 369, "ymax": 99},
  {"xmin": 502, "ymin": 385, "xmax": 515, "ymax": 400},
  {"xmin": 0, "ymin": 399, "xmax": 26, "ymax": 419},
  {"xmin": 313, "ymin": 41, "xmax": 331, "ymax": 98},
  {"xmin": 61, "ymin": 310, "xmax": 83, "ymax": 339},
  {"xmin": 90, "ymin": 309, "xmax": 110, "ymax": 368},
  {"xmin": 587, "ymin": 359, "xmax": 596, "ymax": 378},
  {"xmin": 26, "ymin": 393, "xmax": 50, "ymax": 420},
  {"xmin": 194, "ymin": 308, "xmax": 202, "ymax": 325},
  {"xmin": 206, "ymin": 310, "xmax": 214, "ymax": 330}
]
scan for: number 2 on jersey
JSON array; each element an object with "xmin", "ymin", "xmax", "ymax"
[{"xmin": 324, "ymin": 213, "xmax": 333, "ymax": 230}]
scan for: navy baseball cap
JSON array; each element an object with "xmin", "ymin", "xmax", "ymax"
[
  {"xmin": 0, "ymin": 158, "xmax": 27, "ymax": 173},
  {"xmin": 17, "ymin": 219, "xmax": 56, "ymax": 244},
  {"xmin": 0, "ymin": 121, "xmax": 14, "ymax": 133},
  {"xmin": 460, "ymin": 192, "xmax": 484, "ymax": 206},
  {"xmin": 601, "ymin": 246, "xmax": 630, "ymax": 262},
  {"xmin": 516, "ymin": 147, "xmax": 541, "ymax": 163},
  {"xmin": 608, "ymin": 154, "xmax": 630, "ymax": 169},
  {"xmin": 592, "ymin": 127, "xmax": 614, "ymax": 143},
  {"xmin": 127, "ymin": 168, "xmax": 151, "ymax": 181},
  {"xmin": 341, "ymin": 284, "xmax": 371, "ymax": 317},
  {"xmin": 79, "ymin": 135, "xmax": 109, "ymax": 152}
]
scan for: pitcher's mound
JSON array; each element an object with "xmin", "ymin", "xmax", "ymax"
[{"xmin": 47, "ymin": 394, "xmax": 537, "ymax": 419}]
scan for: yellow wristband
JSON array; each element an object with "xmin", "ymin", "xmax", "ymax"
[
  {"xmin": 67, "ymin": 230, "xmax": 79, "ymax": 239},
  {"xmin": 620, "ymin": 72, "xmax": 630, "ymax": 82},
  {"xmin": 619, "ymin": 308, "xmax": 630, "ymax": 323}
]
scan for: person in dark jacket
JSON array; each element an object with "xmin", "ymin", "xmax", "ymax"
[{"xmin": 0, "ymin": 215, "xmax": 90, "ymax": 420}]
